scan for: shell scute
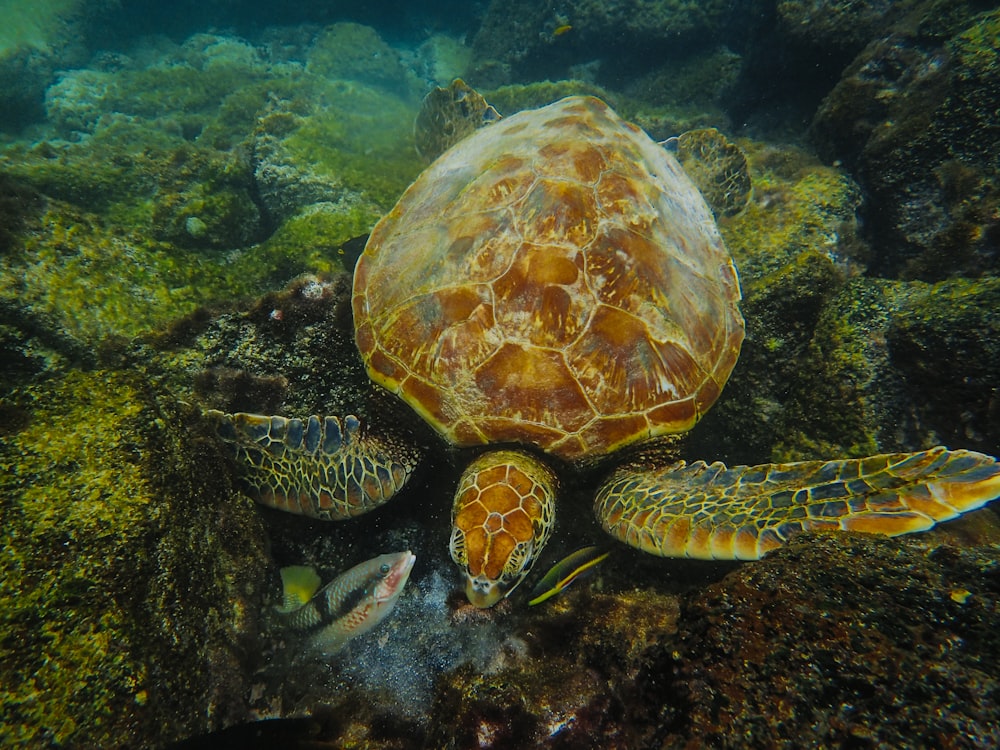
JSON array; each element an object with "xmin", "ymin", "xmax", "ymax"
[
  {"xmin": 354, "ymin": 96, "xmax": 744, "ymax": 460},
  {"xmin": 472, "ymin": 343, "xmax": 593, "ymax": 435}
]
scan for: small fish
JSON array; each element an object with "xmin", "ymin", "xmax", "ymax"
[
  {"xmin": 528, "ymin": 545, "xmax": 609, "ymax": 606},
  {"xmin": 279, "ymin": 551, "xmax": 416, "ymax": 652},
  {"xmin": 553, "ymin": 24, "xmax": 573, "ymax": 36}
]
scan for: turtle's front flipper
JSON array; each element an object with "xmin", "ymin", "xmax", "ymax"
[
  {"xmin": 209, "ymin": 411, "xmax": 420, "ymax": 521},
  {"xmin": 595, "ymin": 447, "xmax": 1000, "ymax": 560}
]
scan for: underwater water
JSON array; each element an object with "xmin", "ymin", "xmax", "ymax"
[{"xmin": 1, "ymin": 1, "xmax": 999, "ymax": 748}]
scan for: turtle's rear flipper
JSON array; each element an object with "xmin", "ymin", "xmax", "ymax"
[
  {"xmin": 595, "ymin": 447, "xmax": 1000, "ymax": 560},
  {"xmin": 209, "ymin": 411, "xmax": 420, "ymax": 521}
]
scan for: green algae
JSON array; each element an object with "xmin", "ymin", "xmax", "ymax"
[
  {"xmin": 0, "ymin": 28, "xmax": 429, "ymax": 347},
  {"xmin": 0, "ymin": 369, "xmax": 269, "ymax": 747},
  {"xmin": 307, "ymin": 22, "xmax": 423, "ymax": 100},
  {"xmin": 888, "ymin": 276, "xmax": 1000, "ymax": 452},
  {"xmin": 0, "ymin": 200, "xmax": 299, "ymax": 344},
  {"xmin": 278, "ymin": 83, "xmax": 424, "ymax": 212},
  {"xmin": 771, "ymin": 279, "xmax": 906, "ymax": 461},
  {"xmin": 721, "ymin": 141, "xmax": 864, "ymax": 283}
]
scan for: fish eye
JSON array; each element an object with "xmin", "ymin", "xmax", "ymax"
[{"xmin": 380, "ymin": 563, "xmax": 391, "ymax": 575}]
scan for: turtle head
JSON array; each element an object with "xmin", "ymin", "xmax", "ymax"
[{"xmin": 449, "ymin": 449, "xmax": 557, "ymax": 608}]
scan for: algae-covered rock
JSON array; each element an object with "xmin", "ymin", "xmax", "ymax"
[
  {"xmin": 0, "ymin": 0, "xmax": 120, "ymax": 131},
  {"xmin": 769, "ymin": 278, "xmax": 911, "ymax": 461},
  {"xmin": 627, "ymin": 46, "xmax": 742, "ymax": 110},
  {"xmin": 685, "ymin": 134, "xmax": 998, "ymax": 465},
  {"xmin": 810, "ymin": 6, "xmax": 1000, "ymax": 278},
  {"xmin": 888, "ymin": 277, "xmax": 1000, "ymax": 452},
  {"xmin": 249, "ymin": 83, "xmax": 422, "ymax": 224},
  {"xmin": 470, "ymin": 0, "xmax": 733, "ymax": 85},
  {"xmin": 700, "ymin": 272, "xmax": 1000, "ymax": 465},
  {"xmin": 0, "ymin": 29, "xmax": 425, "ymax": 348},
  {"xmin": 306, "ymin": 22, "xmax": 422, "ymax": 100},
  {"xmin": 776, "ymin": 0, "xmax": 904, "ymax": 56},
  {"xmin": 722, "ymin": 141, "xmax": 865, "ymax": 283},
  {"xmin": 0, "ymin": 195, "xmax": 317, "ymax": 348},
  {"xmin": 685, "ymin": 142, "xmax": 865, "ymax": 464},
  {"xmin": 0, "ymin": 369, "xmax": 269, "ymax": 747},
  {"xmin": 664, "ymin": 533, "xmax": 1000, "ymax": 747}
]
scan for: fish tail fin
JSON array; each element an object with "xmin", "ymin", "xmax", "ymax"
[{"xmin": 277, "ymin": 565, "xmax": 322, "ymax": 614}]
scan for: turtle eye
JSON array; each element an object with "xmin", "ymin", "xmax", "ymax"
[{"xmin": 380, "ymin": 563, "xmax": 391, "ymax": 575}]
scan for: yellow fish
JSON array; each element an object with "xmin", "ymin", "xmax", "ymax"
[
  {"xmin": 528, "ymin": 545, "xmax": 609, "ymax": 606},
  {"xmin": 553, "ymin": 24, "xmax": 573, "ymax": 37}
]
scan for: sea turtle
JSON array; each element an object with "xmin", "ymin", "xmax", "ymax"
[
  {"xmin": 669, "ymin": 127, "xmax": 752, "ymax": 217},
  {"xmin": 212, "ymin": 95, "xmax": 1000, "ymax": 608},
  {"xmin": 413, "ymin": 78, "xmax": 501, "ymax": 162}
]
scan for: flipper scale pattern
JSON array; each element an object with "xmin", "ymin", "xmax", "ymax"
[
  {"xmin": 210, "ymin": 410, "xmax": 420, "ymax": 520},
  {"xmin": 595, "ymin": 447, "xmax": 1000, "ymax": 560}
]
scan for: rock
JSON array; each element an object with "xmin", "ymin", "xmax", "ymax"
[
  {"xmin": 306, "ymin": 22, "xmax": 422, "ymax": 100},
  {"xmin": 664, "ymin": 533, "xmax": 1000, "ymax": 747},
  {"xmin": 810, "ymin": 6, "xmax": 1000, "ymax": 278},
  {"xmin": 0, "ymin": 369, "xmax": 270, "ymax": 747},
  {"xmin": 469, "ymin": 0, "xmax": 733, "ymax": 86},
  {"xmin": 248, "ymin": 83, "xmax": 422, "ymax": 225},
  {"xmin": 888, "ymin": 277, "xmax": 1000, "ymax": 452}
]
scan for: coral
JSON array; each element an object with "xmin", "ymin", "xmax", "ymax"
[{"xmin": 0, "ymin": 369, "xmax": 269, "ymax": 747}]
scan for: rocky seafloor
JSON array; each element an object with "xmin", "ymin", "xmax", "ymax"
[{"xmin": 1, "ymin": 1, "xmax": 999, "ymax": 747}]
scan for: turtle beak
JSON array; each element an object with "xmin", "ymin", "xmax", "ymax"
[{"xmin": 464, "ymin": 574, "xmax": 508, "ymax": 608}]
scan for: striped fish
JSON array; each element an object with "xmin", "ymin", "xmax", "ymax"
[{"xmin": 279, "ymin": 551, "xmax": 416, "ymax": 653}]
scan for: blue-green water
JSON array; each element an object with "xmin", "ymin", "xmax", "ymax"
[{"xmin": 1, "ymin": 2, "xmax": 999, "ymax": 748}]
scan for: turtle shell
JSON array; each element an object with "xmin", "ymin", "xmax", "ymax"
[{"xmin": 353, "ymin": 96, "xmax": 744, "ymax": 461}]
